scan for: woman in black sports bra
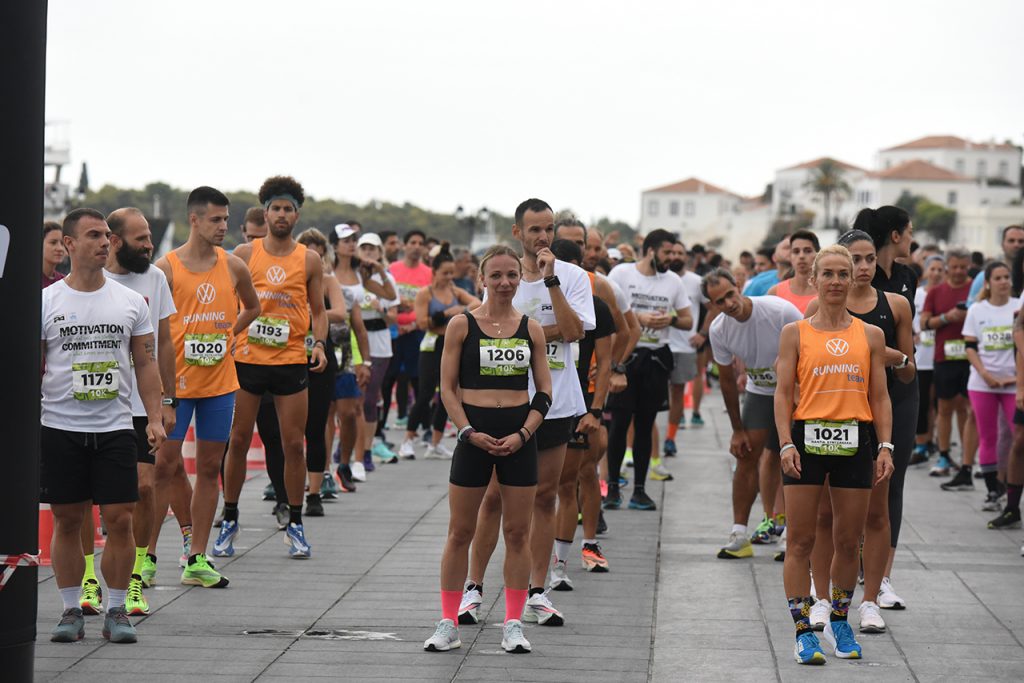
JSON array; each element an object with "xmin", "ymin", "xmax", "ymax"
[
  {"xmin": 804, "ymin": 230, "xmax": 915, "ymax": 633},
  {"xmin": 422, "ymin": 245, "xmax": 551, "ymax": 655}
]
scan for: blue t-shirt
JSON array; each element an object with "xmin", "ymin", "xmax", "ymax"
[
  {"xmin": 744, "ymin": 270, "xmax": 780, "ymax": 297},
  {"xmin": 967, "ymin": 270, "xmax": 985, "ymax": 307}
]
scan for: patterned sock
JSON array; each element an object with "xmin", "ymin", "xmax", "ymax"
[
  {"xmin": 788, "ymin": 597, "xmax": 812, "ymax": 640},
  {"xmin": 1007, "ymin": 483, "xmax": 1023, "ymax": 511},
  {"xmin": 504, "ymin": 588, "xmax": 528, "ymax": 623},
  {"xmin": 83, "ymin": 553, "xmax": 96, "ymax": 582},
  {"xmin": 830, "ymin": 586, "xmax": 854, "ymax": 622},
  {"xmin": 180, "ymin": 524, "xmax": 193, "ymax": 552}
]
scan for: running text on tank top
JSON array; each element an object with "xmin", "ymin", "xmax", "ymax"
[
  {"xmin": 792, "ymin": 317, "xmax": 873, "ymax": 423},
  {"xmin": 775, "ymin": 278, "xmax": 818, "ymax": 315},
  {"xmin": 237, "ymin": 239, "xmax": 310, "ymax": 365},
  {"xmin": 167, "ymin": 248, "xmax": 239, "ymax": 398}
]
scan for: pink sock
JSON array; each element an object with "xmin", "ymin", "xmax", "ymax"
[
  {"xmin": 504, "ymin": 588, "xmax": 528, "ymax": 623},
  {"xmin": 441, "ymin": 590, "xmax": 462, "ymax": 623}
]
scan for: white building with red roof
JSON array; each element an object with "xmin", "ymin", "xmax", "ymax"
[
  {"xmin": 638, "ymin": 177, "xmax": 744, "ymax": 236},
  {"xmin": 772, "ymin": 157, "xmax": 868, "ymax": 230},
  {"xmin": 877, "ymin": 135, "xmax": 1020, "ymax": 184}
]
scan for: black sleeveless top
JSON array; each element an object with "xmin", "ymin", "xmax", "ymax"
[
  {"xmin": 458, "ymin": 312, "xmax": 534, "ymax": 391},
  {"xmin": 849, "ymin": 288, "xmax": 897, "ymax": 391}
]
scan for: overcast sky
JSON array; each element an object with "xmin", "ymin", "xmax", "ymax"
[{"xmin": 46, "ymin": 0, "xmax": 1024, "ymax": 224}]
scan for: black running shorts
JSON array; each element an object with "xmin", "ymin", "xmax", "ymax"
[
  {"xmin": 782, "ymin": 420, "xmax": 877, "ymax": 490},
  {"xmin": 40, "ymin": 426, "xmax": 140, "ymax": 505},
  {"xmin": 236, "ymin": 362, "xmax": 309, "ymax": 396},
  {"xmin": 934, "ymin": 360, "xmax": 969, "ymax": 400},
  {"xmin": 132, "ymin": 416, "xmax": 156, "ymax": 465},
  {"xmin": 449, "ymin": 404, "xmax": 537, "ymax": 487}
]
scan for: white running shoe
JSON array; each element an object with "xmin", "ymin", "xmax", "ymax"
[
  {"xmin": 425, "ymin": 442, "xmax": 454, "ymax": 460},
  {"xmin": 550, "ymin": 559, "xmax": 573, "ymax": 591},
  {"xmin": 399, "ymin": 439, "xmax": 417, "ymax": 459},
  {"xmin": 877, "ymin": 577, "xmax": 906, "ymax": 610},
  {"xmin": 521, "ymin": 590, "xmax": 564, "ymax": 626},
  {"xmin": 350, "ymin": 460, "xmax": 367, "ymax": 482},
  {"xmin": 501, "ymin": 619, "xmax": 531, "ymax": 653},
  {"xmin": 423, "ymin": 619, "xmax": 461, "ymax": 652},
  {"xmin": 458, "ymin": 587, "xmax": 482, "ymax": 625},
  {"xmin": 809, "ymin": 598, "xmax": 831, "ymax": 631},
  {"xmin": 858, "ymin": 601, "xmax": 886, "ymax": 633}
]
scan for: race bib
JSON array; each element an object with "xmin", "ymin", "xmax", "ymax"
[
  {"xmin": 72, "ymin": 360, "xmax": 119, "ymax": 400},
  {"xmin": 184, "ymin": 333, "xmax": 227, "ymax": 366},
  {"xmin": 248, "ymin": 316, "xmax": 289, "ymax": 348},
  {"xmin": 304, "ymin": 331, "xmax": 315, "ymax": 358},
  {"xmin": 919, "ymin": 330, "xmax": 935, "ymax": 347},
  {"xmin": 943, "ymin": 339, "xmax": 967, "ymax": 361},
  {"xmin": 480, "ymin": 338, "xmax": 530, "ymax": 376},
  {"xmin": 640, "ymin": 326, "xmax": 661, "ymax": 345},
  {"xmin": 981, "ymin": 326, "xmax": 1013, "ymax": 351},
  {"xmin": 745, "ymin": 367, "xmax": 777, "ymax": 388},
  {"xmin": 420, "ymin": 332, "xmax": 438, "ymax": 352},
  {"xmin": 546, "ymin": 342, "xmax": 565, "ymax": 370},
  {"xmin": 804, "ymin": 420, "xmax": 858, "ymax": 456}
]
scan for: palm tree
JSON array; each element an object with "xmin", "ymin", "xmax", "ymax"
[{"xmin": 803, "ymin": 159, "xmax": 852, "ymax": 231}]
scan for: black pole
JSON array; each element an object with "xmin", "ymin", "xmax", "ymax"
[{"xmin": 0, "ymin": 0, "xmax": 47, "ymax": 679}]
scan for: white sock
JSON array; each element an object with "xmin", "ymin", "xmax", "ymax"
[
  {"xmin": 59, "ymin": 586, "xmax": 80, "ymax": 610},
  {"xmin": 554, "ymin": 539, "xmax": 572, "ymax": 563},
  {"xmin": 582, "ymin": 538, "xmax": 597, "ymax": 546},
  {"xmin": 106, "ymin": 588, "xmax": 127, "ymax": 611},
  {"xmin": 731, "ymin": 524, "xmax": 748, "ymax": 535}
]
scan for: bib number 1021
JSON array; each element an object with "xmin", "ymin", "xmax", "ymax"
[{"xmin": 803, "ymin": 420, "xmax": 858, "ymax": 456}]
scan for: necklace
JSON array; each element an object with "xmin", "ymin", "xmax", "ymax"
[{"xmin": 491, "ymin": 319, "xmax": 502, "ymax": 334}]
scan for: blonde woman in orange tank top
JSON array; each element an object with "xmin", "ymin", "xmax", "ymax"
[
  {"xmin": 773, "ymin": 244, "xmax": 894, "ymax": 664},
  {"xmin": 767, "ymin": 229, "xmax": 819, "ymax": 314}
]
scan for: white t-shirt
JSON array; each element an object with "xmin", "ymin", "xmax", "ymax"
[
  {"xmin": 669, "ymin": 270, "xmax": 705, "ymax": 354},
  {"xmin": 104, "ymin": 267, "xmax": 176, "ymax": 416},
  {"xmin": 511, "ymin": 259, "xmax": 596, "ymax": 419},
  {"xmin": 357, "ymin": 271, "xmax": 399, "ymax": 359},
  {"xmin": 603, "ymin": 275, "xmax": 631, "ymax": 314},
  {"xmin": 914, "ymin": 287, "xmax": 935, "ymax": 371},
  {"xmin": 710, "ymin": 295, "xmax": 803, "ymax": 396},
  {"xmin": 41, "ymin": 278, "xmax": 154, "ymax": 432},
  {"xmin": 961, "ymin": 297, "xmax": 1020, "ymax": 394},
  {"xmin": 608, "ymin": 263, "xmax": 690, "ymax": 350}
]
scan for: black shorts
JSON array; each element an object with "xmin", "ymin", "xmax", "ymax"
[
  {"xmin": 450, "ymin": 404, "xmax": 537, "ymax": 487},
  {"xmin": 934, "ymin": 361, "xmax": 969, "ymax": 400},
  {"xmin": 536, "ymin": 417, "xmax": 574, "ymax": 451},
  {"xmin": 40, "ymin": 426, "xmax": 139, "ymax": 505},
  {"xmin": 236, "ymin": 362, "xmax": 309, "ymax": 396},
  {"xmin": 782, "ymin": 420, "xmax": 876, "ymax": 490},
  {"xmin": 606, "ymin": 347, "xmax": 673, "ymax": 414},
  {"xmin": 133, "ymin": 416, "xmax": 155, "ymax": 465}
]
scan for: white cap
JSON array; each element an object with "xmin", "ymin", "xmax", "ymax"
[
  {"xmin": 607, "ymin": 247, "xmax": 623, "ymax": 261},
  {"xmin": 334, "ymin": 224, "xmax": 358, "ymax": 241},
  {"xmin": 357, "ymin": 233, "xmax": 383, "ymax": 248}
]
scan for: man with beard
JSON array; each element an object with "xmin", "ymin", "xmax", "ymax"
[
  {"xmin": 380, "ymin": 230, "xmax": 401, "ymax": 264},
  {"xmin": 76, "ymin": 207, "xmax": 178, "ymax": 617},
  {"xmin": 663, "ymin": 241, "xmax": 707, "ymax": 460}
]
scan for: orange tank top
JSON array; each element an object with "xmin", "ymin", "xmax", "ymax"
[
  {"xmin": 793, "ymin": 317, "xmax": 873, "ymax": 423},
  {"xmin": 167, "ymin": 248, "xmax": 239, "ymax": 399},
  {"xmin": 775, "ymin": 278, "xmax": 818, "ymax": 315},
  {"xmin": 237, "ymin": 239, "xmax": 310, "ymax": 365}
]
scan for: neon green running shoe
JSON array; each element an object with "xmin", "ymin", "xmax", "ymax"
[
  {"xmin": 180, "ymin": 554, "xmax": 229, "ymax": 588},
  {"xmin": 79, "ymin": 578, "xmax": 103, "ymax": 615},
  {"xmin": 751, "ymin": 515, "xmax": 775, "ymax": 545},
  {"xmin": 140, "ymin": 554, "xmax": 156, "ymax": 588},
  {"xmin": 126, "ymin": 575, "xmax": 149, "ymax": 616}
]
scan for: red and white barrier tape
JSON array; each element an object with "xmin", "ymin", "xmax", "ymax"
[{"xmin": 0, "ymin": 553, "xmax": 41, "ymax": 592}]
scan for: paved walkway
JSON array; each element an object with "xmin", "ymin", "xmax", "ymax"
[{"xmin": 35, "ymin": 392, "xmax": 1024, "ymax": 681}]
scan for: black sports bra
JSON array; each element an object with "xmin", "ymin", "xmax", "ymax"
[{"xmin": 458, "ymin": 312, "xmax": 534, "ymax": 391}]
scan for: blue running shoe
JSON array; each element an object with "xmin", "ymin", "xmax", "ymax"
[
  {"xmin": 794, "ymin": 631, "xmax": 827, "ymax": 665},
  {"xmin": 285, "ymin": 522, "xmax": 312, "ymax": 559},
  {"xmin": 663, "ymin": 439, "xmax": 677, "ymax": 457},
  {"xmin": 823, "ymin": 620, "xmax": 861, "ymax": 659},
  {"xmin": 628, "ymin": 491, "xmax": 657, "ymax": 510},
  {"xmin": 212, "ymin": 519, "xmax": 239, "ymax": 558},
  {"xmin": 603, "ymin": 487, "xmax": 622, "ymax": 510},
  {"xmin": 690, "ymin": 413, "xmax": 704, "ymax": 427},
  {"xmin": 362, "ymin": 452, "xmax": 376, "ymax": 472},
  {"xmin": 617, "ymin": 476, "xmax": 629, "ymax": 487}
]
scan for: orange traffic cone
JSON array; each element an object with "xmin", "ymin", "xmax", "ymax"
[{"xmin": 38, "ymin": 504, "xmax": 54, "ymax": 566}]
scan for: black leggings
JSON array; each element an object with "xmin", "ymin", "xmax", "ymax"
[
  {"xmin": 257, "ymin": 395, "xmax": 287, "ymax": 505},
  {"xmin": 305, "ymin": 367, "xmax": 335, "ymax": 474},
  {"xmin": 889, "ymin": 377, "xmax": 919, "ymax": 547},
  {"xmin": 407, "ymin": 344, "xmax": 448, "ymax": 434},
  {"xmin": 379, "ymin": 352, "xmax": 414, "ymax": 432},
  {"xmin": 608, "ymin": 406, "xmax": 658, "ymax": 493},
  {"xmin": 915, "ymin": 370, "xmax": 934, "ymax": 435}
]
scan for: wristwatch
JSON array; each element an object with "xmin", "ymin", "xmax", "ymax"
[
  {"xmin": 362, "ymin": 360, "xmax": 372, "ymax": 367},
  {"xmin": 162, "ymin": 397, "xmax": 180, "ymax": 408},
  {"xmin": 612, "ymin": 363, "xmax": 627, "ymax": 374},
  {"xmin": 543, "ymin": 275, "xmax": 561, "ymax": 288},
  {"xmin": 877, "ymin": 442, "xmax": 895, "ymax": 453},
  {"xmin": 589, "ymin": 408, "xmax": 602, "ymax": 419},
  {"xmin": 894, "ymin": 353, "xmax": 909, "ymax": 370}
]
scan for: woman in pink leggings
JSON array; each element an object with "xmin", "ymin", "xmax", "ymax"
[{"xmin": 963, "ymin": 262, "xmax": 1020, "ymax": 510}]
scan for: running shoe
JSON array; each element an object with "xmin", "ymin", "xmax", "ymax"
[
  {"xmin": 793, "ymin": 631, "xmax": 827, "ymax": 665},
  {"xmin": 596, "ymin": 511, "xmax": 608, "ymax": 535},
  {"xmin": 823, "ymin": 620, "xmax": 861, "ymax": 659},
  {"xmin": 522, "ymin": 590, "xmax": 564, "ymax": 626},
  {"xmin": 550, "ymin": 559, "xmax": 573, "ymax": 591},
  {"xmin": 988, "ymin": 508, "xmax": 1022, "ymax": 529},
  {"xmin": 663, "ymin": 439, "xmax": 677, "ymax": 457},
  {"xmin": 262, "ymin": 482, "xmax": 276, "ymax": 501},
  {"xmin": 982, "ymin": 490, "xmax": 1005, "ymax": 512},
  {"xmin": 350, "ymin": 460, "xmax": 368, "ymax": 482},
  {"xmin": 372, "ymin": 441, "xmax": 398, "ymax": 464},
  {"xmin": 501, "ymin": 619, "xmax": 531, "ymax": 653},
  {"xmin": 140, "ymin": 554, "xmax": 156, "ymax": 588},
  {"xmin": 305, "ymin": 494, "xmax": 325, "ymax": 517},
  {"xmin": 629, "ymin": 490, "xmax": 658, "ymax": 510},
  {"xmin": 458, "ymin": 586, "xmax": 482, "ymax": 625},
  {"xmin": 212, "ymin": 519, "xmax": 239, "ymax": 558},
  {"xmin": 362, "ymin": 452, "xmax": 376, "ymax": 473},
  {"xmin": 857, "ymin": 601, "xmax": 886, "ymax": 633},
  {"xmin": 336, "ymin": 465, "xmax": 357, "ymax": 492},
  {"xmin": 181, "ymin": 553, "xmax": 230, "ymax": 588},
  {"xmin": 102, "ymin": 605, "xmax": 138, "ymax": 644},
  {"xmin": 909, "ymin": 446, "xmax": 929, "ymax": 466},
  {"xmin": 399, "ymin": 439, "xmax": 417, "ymax": 460},
  {"xmin": 929, "ymin": 454, "xmax": 952, "ymax": 477},
  {"xmin": 623, "ymin": 449, "xmax": 634, "ymax": 468},
  {"xmin": 809, "ymin": 598, "xmax": 831, "ymax": 631},
  {"xmin": 50, "ymin": 607, "xmax": 85, "ymax": 643},
  {"xmin": 941, "ymin": 468, "xmax": 974, "ymax": 491},
  {"xmin": 425, "ymin": 443, "xmax": 454, "ymax": 460},
  {"xmin": 751, "ymin": 515, "xmax": 776, "ymax": 545},
  {"xmin": 423, "ymin": 619, "xmax": 460, "ymax": 652},
  {"xmin": 126, "ymin": 575, "xmax": 149, "ymax": 616},
  {"xmin": 394, "ymin": 415, "xmax": 408, "ymax": 429},
  {"xmin": 774, "ymin": 526, "xmax": 787, "ymax": 561},
  {"xmin": 284, "ymin": 522, "xmax": 312, "ymax": 559},
  {"xmin": 421, "ymin": 429, "xmax": 432, "ymax": 445},
  {"xmin": 717, "ymin": 531, "xmax": 753, "ymax": 559},
  {"xmin": 649, "ymin": 462, "xmax": 674, "ymax": 481},
  {"xmin": 321, "ymin": 471, "xmax": 340, "ymax": 500},
  {"xmin": 603, "ymin": 486, "xmax": 622, "ymax": 510},
  {"xmin": 80, "ymin": 578, "xmax": 103, "ymax": 615},
  {"xmin": 273, "ymin": 501, "xmax": 290, "ymax": 530},
  {"xmin": 690, "ymin": 413, "xmax": 705, "ymax": 427},
  {"xmin": 617, "ymin": 475, "xmax": 629, "ymax": 487},
  {"xmin": 581, "ymin": 542, "xmax": 610, "ymax": 572},
  {"xmin": 877, "ymin": 578, "xmax": 905, "ymax": 609}
]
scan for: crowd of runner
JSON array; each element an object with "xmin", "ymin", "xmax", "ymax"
[{"xmin": 39, "ymin": 185, "xmax": 1024, "ymax": 663}]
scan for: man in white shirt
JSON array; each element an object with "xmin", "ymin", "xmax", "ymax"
[
  {"xmin": 42, "ymin": 208, "xmax": 166, "ymax": 645},
  {"xmin": 664, "ymin": 241, "xmax": 707, "ymax": 459}
]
